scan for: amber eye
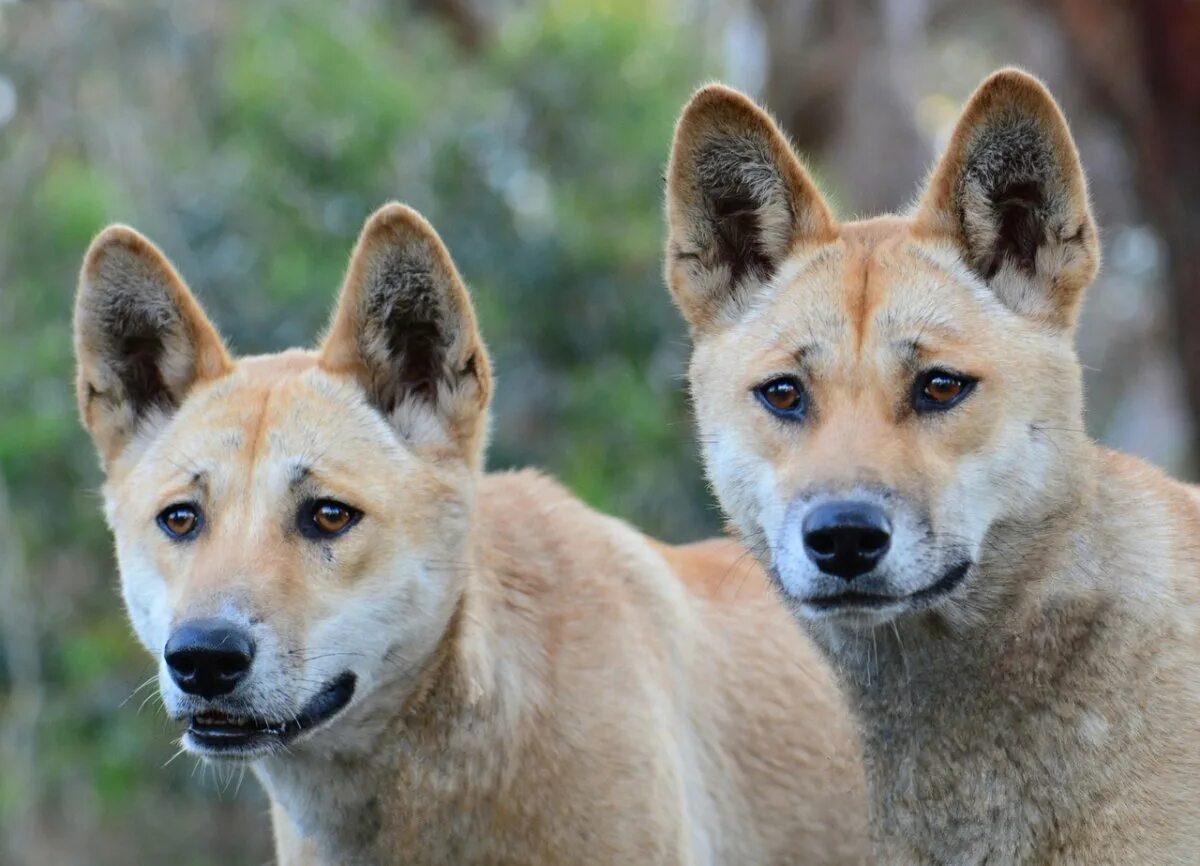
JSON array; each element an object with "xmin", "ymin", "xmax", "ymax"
[
  {"xmin": 755, "ymin": 376, "xmax": 807, "ymax": 419},
  {"xmin": 301, "ymin": 499, "xmax": 362, "ymax": 540},
  {"xmin": 157, "ymin": 503, "xmax": 201, "ymax": 540},
  {"xmin": 925, "ymin": 375, "xmax": 962, "ymax": 402},
  {"xmin": 914, "ymin": 370, "xmax": 976, "ymax": 413},
  {"xmin": 315, "ymin": 503, "xmax": 352, "ymax": 534}
]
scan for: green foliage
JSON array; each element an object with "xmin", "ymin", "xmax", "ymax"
[{"xmin": 0, "ymin": 0, "xmax": 720, "ymax": 861}]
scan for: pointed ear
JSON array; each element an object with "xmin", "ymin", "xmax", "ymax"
[
  {"xmin": 665, "ymin": 84, "xmax": 837, "ymax": 332},
  {"xmin": 74, "ymin": 226, "xmax": 233, "ymax": 465},
  {"xmin": 915, "ymin": 69, "xmax": 1099, "ymax": 329},
  {"xmin": 319, "ymin": 204, "xmax": 491, "ymax": 466}
]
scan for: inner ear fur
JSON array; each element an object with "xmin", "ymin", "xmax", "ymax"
[
  {"xmin": 74, "ymin": 226, "xmax": 232, "ymax": 464},
  {"xmin": 665, "ymin": 84, "xmax": 837, "ymax": 333},
  {"xmin": 320, "ymin": 203, "xmax": 491, "ymax": 462},
  {"xmin": 915, "ymin": 68, "xmax": 1099, "ymax": 328}
]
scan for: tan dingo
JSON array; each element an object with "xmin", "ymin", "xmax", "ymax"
[
  {"xmin": 74, "ymin": 204, "xmax": 868, "ymax": 864},
  {"xmin": 664, "ymin": 69, "xmax": 1200, "ymax": 863}
]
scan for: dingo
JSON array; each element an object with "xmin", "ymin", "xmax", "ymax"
[
  {"xmin": 74, "ymin": 204, "xmax": 867, "ymax": 864},
  {"xmin": 664, "ymin": 69, "xmax": 1200, "ymax": 863}
]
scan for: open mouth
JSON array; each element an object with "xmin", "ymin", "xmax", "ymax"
[
  {"xmin": 186, "ymin": 672, "xmax": 356, "ymax": 755},
  {"xmin": 802, "ymin": 560, "xmax": 972, "ymax": 613}
]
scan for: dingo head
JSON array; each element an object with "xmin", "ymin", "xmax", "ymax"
[
  {"xmin": 665, "ymin": 70, "xmax": 1099, "ymax": 632},
  {"xmin": 75, "ymin": 204, "xmax": 491, "ymax": 759}
]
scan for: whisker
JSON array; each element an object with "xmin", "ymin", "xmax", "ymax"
[
  {"xmin": 162, "ymin": 744, "xmax": 188, "ymax": 768},
  {"xmin": 120, "ymin": 674, "xmax": 160, "ymax": 708}
]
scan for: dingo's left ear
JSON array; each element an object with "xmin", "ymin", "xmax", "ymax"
[
  {"xmin": 665, "ymin": 84, "xmax": 837, "ymax": 333},
  {"xmin": 320, "ymin": 204, "xmax": 491, "ymax": 465},
  {"xmin": 916, "ymin": 69, "xmax": 1099, "ymax": 329}
]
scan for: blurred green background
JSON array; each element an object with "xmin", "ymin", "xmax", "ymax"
[{"xmin": 1, "ymin": 0, "xmax": 1196, "ymax": 862}]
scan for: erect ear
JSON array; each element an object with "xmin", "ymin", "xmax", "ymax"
[
  {"xmin": 319, "ymin": 204, "xmax": 491, "ymax": 466},
  {"xmin": 915, "ymin": 69, "xmax": 1099, "ymax": 329},
  {"xmin": 665, "ymin": 84, "xmax": 837, "ymax": 333},
  {"xmin": 74, "ymin": 226, "xmax": 233, "ymax": 465}
]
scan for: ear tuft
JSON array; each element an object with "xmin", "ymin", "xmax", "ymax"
[
  {"xmin": 916, "ymin": 68, "xmax": 1099, "ymax": 327},
  {"xmin": 665, "ymin": 84, "xmax": 836, "ymax": 332},
  {"xmin": 75, "ymin": 225, "xmax": 231, "ymax": 463},
  {"xmin": 320, "ymin": 204, "xmax": 491, "ymax": 462}
]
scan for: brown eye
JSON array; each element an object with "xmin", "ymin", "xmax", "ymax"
[
  {"xmin": 301, "ymin": 499, "xmax": 362, "ymax": 539},
  {"xmin": 157, "ymin": 504, "xmax": 201, "ymax": 540},
  {"xmin": 925, "ymin": 376, "xmax": 962, "ymax": 402},
  {"xmin": 315, "ymin": 503, "xmax": 351, "ymax": 534},
  {"xmin": 756, "ymin": 377, "xmax": 807, "ymax": 418},
  {"xmin": 915, "ymin": 370, "xmax": 976, "ymax": 412}
]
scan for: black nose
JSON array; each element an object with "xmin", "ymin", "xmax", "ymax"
[
  {"xmin": 802, "ymin": 500, "xmax": 892, "ymax": 581},
  {"xmin": 164, "ymin": 618, "xmax": 255, "ymax": 698}
]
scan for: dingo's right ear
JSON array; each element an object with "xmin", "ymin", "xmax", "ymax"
[
  {"xmin": 320, "ymin": 204, "xmax": 492, "ymax": 467},
  {"xmin": 665, "ymin": 84, "xmax": 837, "ymax": 333},
  {"xmin": 74, "ymin": 227, "xmax": 232, "ymax": 466}
]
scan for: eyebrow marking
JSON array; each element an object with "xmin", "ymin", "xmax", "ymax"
[
  {"xmin": 791, "ymin": 344, "xmax": 817, "ymax": 366},
  {"xmin": 158, "ymin": 468, "xmax": 208, "ymax": 508},
  {"xmin": 893, "ymin": 339, "xmax": 923, "ymax": 365},
  {"xmin": 290, "ymin": 463, "xmax": 311, "ymax": 488},
  {"xmin": 175, "ymin": 468, "xmax": 208, "ymax": 493}
]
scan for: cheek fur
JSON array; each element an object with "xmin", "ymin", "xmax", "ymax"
[
  {"xmin": 116, "ymin": 545, "xmax": 174, "ymax": 654},
  {"xmin": 700, "ymin": 421, "xmax": 789, "ymax": 551},
  {"xmin": 931, "ymin": 413, "xmax": 1063, "ymax": 553},
  {"xmin": 304, "ymin": 556, "xmax": 459, "ymax": 698}
]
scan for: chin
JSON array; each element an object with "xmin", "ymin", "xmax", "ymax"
[{"xmin": 797, "ymin": 600, "xmax": 912, "ymax": 628}]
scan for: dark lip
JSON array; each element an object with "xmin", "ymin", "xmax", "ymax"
[
  {"xmin": 802, "ymin": 560, "xmax": 972, "ymax": 613},
  {"xmin": 185, "ymin": 671, "xmax": 356, "ymax": 756}
]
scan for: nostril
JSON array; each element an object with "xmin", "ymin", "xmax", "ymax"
[
  {"xmin": 806, "ymin": 530, "xmax": 838, "ymax": 557},
  {"xmin": 858, "ymin": 528, "xmax": 891, "ymax": 557},
  {"xmin": 216, "ymin": 654, "xmax": 250, "ymax": 679},
  {"xmin": 169, "ymin": 655, "xmax": 197, "ymax": 678}
]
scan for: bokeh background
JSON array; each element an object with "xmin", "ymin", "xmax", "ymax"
[{"xmin": 1, "ymin": 0, "xmax": 1196, "ymax": 862}]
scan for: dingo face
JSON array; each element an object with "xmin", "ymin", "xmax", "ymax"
[
  {"xmin": 666, "ymin": 71, "xmax": 1099, "ymax": 631},
  {"xmin": 75, "ymin": 205, "xmax": 491, "ymax": 759}
]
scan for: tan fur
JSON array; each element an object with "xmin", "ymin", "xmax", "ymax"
[
  {"xmin": 74, "ymin": 203, "xmax": 868, "ymax": 864},
  {"xmin": 666, "ymin": 70, "xmax": 1200, "ymax": 863}
]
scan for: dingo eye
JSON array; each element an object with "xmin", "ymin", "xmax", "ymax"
[
  {"xmin": 300, "ymin": 499, "xmax": 362, "ymax": 540},
  {"xmin": 755, "ymin": 376, "xmax": 807, "ymax": 419},
  {"xmin": 915, "ymin": 370, "xmax": 976, "ymax": 412},
  {"xmin": 157, "ymin": 503, "xmax": 201, "ymax": 540}
]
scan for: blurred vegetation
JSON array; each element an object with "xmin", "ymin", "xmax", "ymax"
[{"xmin": 0, "ymin": 0, "xmax": 721, "ymax": 861}]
